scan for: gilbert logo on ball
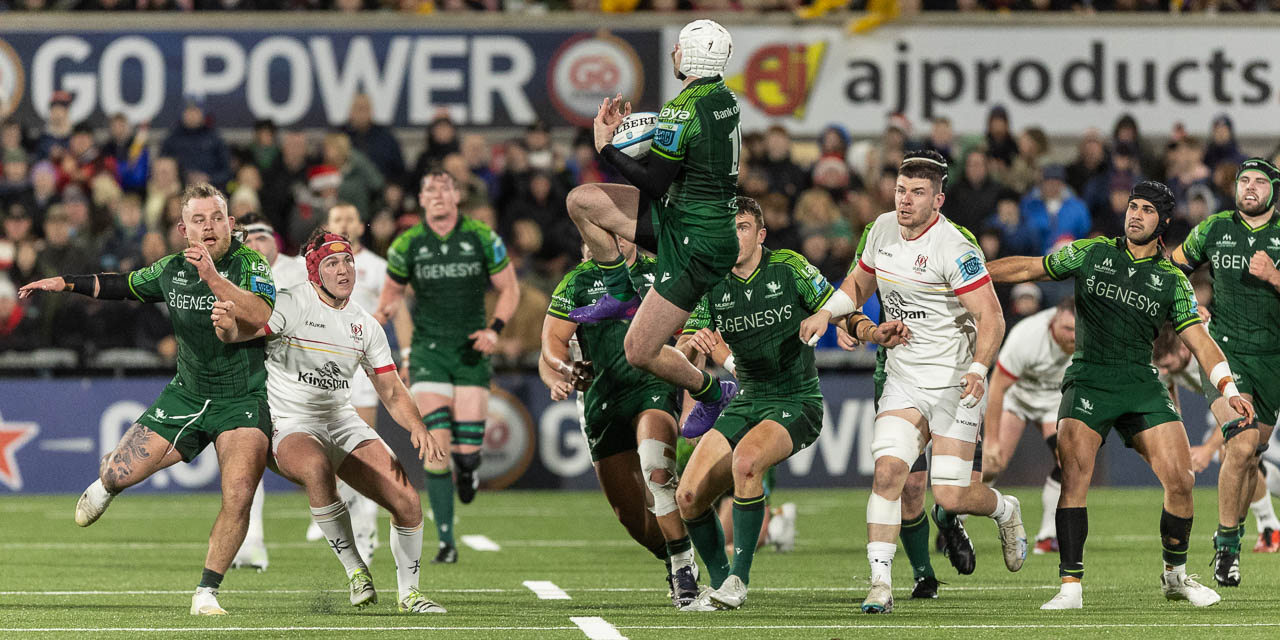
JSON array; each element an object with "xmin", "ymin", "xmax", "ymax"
[
  {"xmin": 548, "ymin": 30, "xmax": 644, "ymax": 128},
  {"xmin": 0, "ymin": 39, "xmax": 25, "ymax": 120},
  {"xmin": 611, "ymin": 112, "xmax": 658, "ymax": 159}
]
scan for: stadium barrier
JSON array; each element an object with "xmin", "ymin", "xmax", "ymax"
[{"xmin": 0, "ymin": 373, "xmax": 1224, "ymax": 494}]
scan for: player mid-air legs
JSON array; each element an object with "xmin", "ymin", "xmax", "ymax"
[
  {"xmin": 374, "ymin": 171, "xmax": 520, "ymax": 563},
  {"xmin": 564, "ymin": 20, "xmax": 742, "ymax": 438},
  {"xmin": 20, "ymin": 184, "xmax": 276, "ymax": 615},
  {"xmin": 803, "ymin": 152, "xmax": 1026, "ymax": 614},
  {"xmin": 989, "ymin": 181, "xmax": 1254, "ymax": 610}
]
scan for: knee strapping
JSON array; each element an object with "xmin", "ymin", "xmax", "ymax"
[
  {"xmin": 410, "ymin": 382, "xmax": 455, "ymax": 398},
  {"xmin": 1221, "ymin": 417, "xmax": 1258, "ymax": 444},
  {"xmin": 452, "ymin": 451, "xmax": 481, "ymax": 473},
  {"xmin": 931, "ymin": 455, "xmax": 974, "ymax": 487},
  {"xmin": 867, "ymin": 492, "xmax": 902, "ymax": 526},
  {"xmin": 638, "ymin": 439, "xmax": 679, "ymax": 517},
  {"xmin": 872, "ymin": 416, "xmax": 921, "ymax": 465}
]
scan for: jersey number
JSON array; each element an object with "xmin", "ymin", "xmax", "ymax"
[{"xmin": 729, "ymin": 125, "xmax": 741, "ymax": 176}]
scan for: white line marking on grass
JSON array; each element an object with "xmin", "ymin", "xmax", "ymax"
[
  {"xmin": 460, "ymin": 534, "xmax": 501, "ymax": 551},
  {"xmin": 2, "ymin": 627, "xmax": 579, "ymax": 633},
  {"xmin": 523, "ymin": 580, "xmax": 571, "ymax": 600},
  {"xmin": 615, "ymin": 624, "xmax": 1280, "ymax": 631},
  {"xmin": 0, "ymin": 584, "xmax": 1109, "ymax": 596},
  {"xmin": 0, "ymin": 588, "xmax": 511, "ymax": 596},
  {"xmin": 571, "ymin": 617, "xmax": 627, "ymax": 640},
  {"xmin": 37, "ymin": 438, "xmax": 94, "ymax": 452},
  {"xmin": 7, "ymin": 624, "xmax": 1280, "ymax": 634}
]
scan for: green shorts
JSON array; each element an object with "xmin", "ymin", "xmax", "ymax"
[
  {"xmin": 1058, "ymin": 375, "xmax": 1180, "ymax": 447},
  {"xmin": 648, "ymin": 198, "xmax": 737, "ymax": 313},
  {"xmin": 713, "ymin": 393, "xmax": 823, "ymax": 456},
  {"xmin": 675, "ymin": 423, "xmax": 776, "ymax": 499},
  {"xmin": 1218, "ymin": 349, "xmax": 1280, "ymax": 426},
  {"xmin": 410, "ymin": 336, "xmax": 491, "ymax": 388},
  {"xmin": 582, "ymin": 382, "xmax": 679, "ymax": 462},
  {"xmin": 136, "ymin": 383, "xmax": 272, "ymax": 462}
]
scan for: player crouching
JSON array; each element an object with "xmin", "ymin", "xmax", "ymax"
[{"xmin": 212, "ymin": 230, "xmax": 449, "ymax": 613}]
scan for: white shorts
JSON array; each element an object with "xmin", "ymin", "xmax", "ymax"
[
  {"xmin": 878, "ymin": 377, "xmax": 984, "ymax": 443},
  {"xmin": 271, "ymin": 407, "xmax": 390, "ymax": 471},
  {"xmin": 351, "ymin": 368, "xmax": 377, "ymax": 409},
  {"xmin": 1003, "ymin": 386, "xmax": 1059, "ymax": 426}
]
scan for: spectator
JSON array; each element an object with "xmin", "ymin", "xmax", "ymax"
[
  {"xmin": 817, "ymin": 123, "xmax": 850, "ymax": 161},
  {"xmin": 1202, "ymin": 113, "xmax": 1246, "ymax": 175},
  {"xmin": 97, "ymin": 194, "xmax": 147, "ymax": 273},
  {"xmin": 160, "ymin": 96, "xmax": 232, "ymax": 188},
  {"xmin": 1112, "ymin": 113, "xmax": 1160, "ymax": 180},
  {"xmin": 1008, "ymin": 282, "xmax": 1044, "ymax": 323},
  {"xmin": 924, "ymin": 116, "xmax": 956, "ymax": 166},
  {"xmin": 3, "ymin": 203, "xmax": 36, "ymax": 245},
  {"xmin": 53, "ymin": 123, "xmax": 117, "ymax": 195},
  {"xmin": 261, "ymin": 130, "xmax": 312, "ymax": 235},
  {"xmin": 995, "ymin": 125, "xmax": 1049, "ymax": 193},
  {"xmin": 412, "ymin": 113, "xmax": 460, "ymax": 179},
  {"xmin": 1020, "ymin": 164, "xmax": 1091, "ymax": 253},
  {"xmin": 102, "ymin": 114, "xmax": 150, "ymax": 194},
  {"xmin": 240, "ymin": 213, "xmax": 307, "ymax": 287},
  {"xmin": 1092, "ymin": 174, "xmax": 1135, "ymax": 238},
  {"xmin": 1066, "ymin": 128, "xmax": 1107, "ymax": 195},
  {"xmin": 28, "ymin": 161, "xmax": 58, "ymax": 231},
  {"xmin": 945, "ymin": 146, "xmax": 1001, "ymax": 232},
  {"xmin": 290, "ymin": 165, "xmax": 342, "ymax": 249},
  {"xmin": 0, "ymin": 148, "xmax": 33, "ymax": 213},
  {"xmin": 344, "ymin": 93, "xmax": 406, "ymax": 186},
  {"xmin": 143, "ymin": 156, "xmax": 182, "ymax": 231},
  {"xmin": 760, "ymin": 125, "xmax": 809, "ymax": 202},
  {"xmin": 1082, "ymin": 139, "xmax": 1142, "ymax": 223},
  {"xmin": 985, "ymin": 104, "xmax": 1017, "ymax": 169},
  {"xmin": 982, "ymin": 189, "xmax": 1039, "ymax": 259},
  {"xmin": 34, "ymin": 91, "xmax": 74, "ymax": 161},
  {"xmin": 1164, "ymin": 137, "xmax": 1211, "ymax": 220},
  {"xmin": 247, "ymin": 119, "xmax": 280, "ymax": 174},
  {"xmin": 496, "ymin": 138, "xmax": 532, "ymax": 213},
  {"xmin": 442, "ymin": 152, "xmax": 489, "ymax": 212},
  {"xmin": 568, "ymin": 138, "xmax": 608, "ymax": 186},
  {"xmin": 322, "ymin": 131, "xmax": 384, "ymax": 220},
  {"xmin": 0, "ymin": 276, "xmax": 41, "ymax": 352},
  {"xmin": 524, "ymin": 120, "xmax": 555, "ymax": 171},
  {"xmin": 1, "ymin": 119, "xmax": 26, "ymax": 155},
  {"xmin": 462, "ymin": 133, "xmax": 500, "ymax": 195},
  {"xmin": 503, "ymin": 169, "xmax": 575, "ymax": 270},
  {"xmin": 37, "ymin": 205, "xmax": 93, "ymax": 277},
  {"xmin": 759, "ymin": 192, "xmax": 801, "ymax": 254}
]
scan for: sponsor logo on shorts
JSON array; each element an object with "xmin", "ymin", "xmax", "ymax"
[
  {"xmin": 1079, "ymin": 398, "xmax": 1094, "ymax": 414},
  {"xmin": 661, "ymin": 272, "xmax": 672, "ymax": 283},
  {"xmin": 153, "ymin": 408, "xmax": 167, "ymax": 420},
  {"xmin": 782, "ymin": 411, "xmax": 792, "ymax": 419},
  {"xmin": 883, "ymin": 290, "xmax": 926, "ymax": 320},
  {"xmin": 298, "ymin": 361, "xmax": 350, "ymax": 391}
]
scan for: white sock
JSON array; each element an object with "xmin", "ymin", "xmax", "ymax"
[
  {"xmin": 988, "ymin": 488, "xmax": 1010, "ymax": 523},
  {"xmin": 245, "ymin": 479, "xmax": 265, "ymax": 545},
  {"xmin": 1038, "ymin": 478, "xmax": 1061, "ymax": 540},
  {"xmin": 339, "ymin": 480, "xmax": 380, "ymax": 559},
  {"xmin": 1164, "ymin": 561, "xmax": 1186, "ymax": 577},
  {"xmin": 1249, "ymin": 493, "xmax": 1280, "ymax": 532},
  {"xmin": 867, "ymin": 541, "xmax": 896, "ymax": 586},
  {"xmin": 390, "ymin": 520, "xmax": 424, "ymax": 599},
  {"xmin": 1264, "ymin": 460, "xmax": 1280, "ymax": 498},
  {"xmin": 311, "ymin": 501, "xmax": 366, "ymax": 576},
  {"xmin": 670, "ymin": 547, "xmax": 695, "ymax": 571}
]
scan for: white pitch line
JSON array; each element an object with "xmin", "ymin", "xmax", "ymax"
[
  {"xmin": 6, "ymin": 623, "xmax": 1280, "ymax": 634},
  {"xmin": 523, "ymin": 580, "xmax": 571, "ymax": 600},
  {"xmin": 1, "ymin": 627, "xmax": 579, "ymax": 633},
  {"xmin": 460, "ymin": 534, "xmax": 501, "ymax": 551},
  {"xmin": 0, "ymin": 584, "xmax": 1112, "ymax": 596},
  {"xmin": 570, "ymin": 617, "xmax": 628, "ymax": 640}
]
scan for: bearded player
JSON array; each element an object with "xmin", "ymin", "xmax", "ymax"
[
  {"xmin": 564, "ymin": 19, "xmax": 742, "ymax": 440},
  {"xmin": 988, "ymin": 181, "xmax": 1252, "ymax": 610},
  {"xmin": 1170, "ymin": 157, "xmax": 1280, "ymax": 586},
  {"xmin": 19, "ymin": 184, "xmax": 276, "ymax": 616},
  {"xmin": 212, "ymin": 230, "xmax": 449, "ymax": 613}
]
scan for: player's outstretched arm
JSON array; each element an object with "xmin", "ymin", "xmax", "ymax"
[
  {"xmin": 1180, "ymin": 323, "xmax": 1256, "ymax": 425},
  {"xmin": 957, "ymin": 281, "xmax": 1006, "ymax": 408},
  {"xmin": 370, "ymin": 369, "xmax": 446, "ymax": 464},
  {"xmin": 593, "ymin": 94, "xmax": 682, "ymax": 200},
  {"xmin": 19, "ymin": 273, "xmax": 136, "ymax": 300},
  {"xmin": 540, "ymin": 315, "xmax": 586, "ymax": 401},
  {"xmin": 986, "ymin": 255, "xmax": 1050, "ymax": 284}
]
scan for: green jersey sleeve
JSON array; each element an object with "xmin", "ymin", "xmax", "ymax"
[
  {"xmin": 850, "ymin": 222, "xmax": 875, "ymax": 273},
  {"xmin": 386, "ymin": 231, "xmax": 414, "ymax": 283},
  {"xmin": 778, "ymin": 250, "xmax": 835, "ymax": 313},
  {"xmin": 126, "ymin": 254, "xmax": 178, "ymax": 303},
  {"xmin": 547, "ymin": 268, "xmax": 580, "ymax": 320},
  {"xmin": 238, "ymin": 249, "xmax": 277, "ymax": 308},
  {"xmin": 682, "ymin": 295, "xmax": 712, "ymax": 335},
  {"xmin": 1169, "ymin": 268, "xmax": 1203, "ymax": 333},
  {"xmin": 1178, "ymin": 215, "xmax": 1219, "ymax": 268},
  {"xmin": 1043, "ymin": 237, "xmax": 1106, "ymax": 281},
  {"xmin": 651, "ymin": 105, "xmax": 701, "ymax": 162},
  {"xmin": 481, "ymin": 224, "xmax": 511, "ymax": 276}
]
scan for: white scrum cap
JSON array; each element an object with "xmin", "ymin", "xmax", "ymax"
[{"xmin": 678, "ymin": 19, "xmax": 733, "ymax": 79}]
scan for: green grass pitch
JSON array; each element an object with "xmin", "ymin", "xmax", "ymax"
[{"xmin": 1, "ymin": 487, "xmax": 1278, "ymax": 639}]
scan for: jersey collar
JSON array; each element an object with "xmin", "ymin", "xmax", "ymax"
[
  {"xmin": 902, "ymin": 212, "xmax": 942, "ymax": 241},
  {"xmin": 1233, "ymin": 209, "xmax": 1277, "ymax": 232},
  {"xmin": 731, "ymin": 247, "xmax": 768, "ymax": 284},
  {"xmin": 215, "ymin": 239, "xmax": 242, "ymax": 268},
  {"xmin": 1118, "ymin": 237, "xmax": 1157, "ymax": 263}
]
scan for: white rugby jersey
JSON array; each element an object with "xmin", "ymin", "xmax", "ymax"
[
  {"xmin": 351, "ymin": 249, "xmax": 388, "ymax": 314},
  {"xmin": 996, "ymin": 308, "xmax": 1071, "ymax": 415},
  {"xmin": 1158, "ymin": 357, "xmax": 1202, "ymax": 395},
  {"xmin": 858, "ymin": 211, "xmax": 991, "ymax": 387},
  {"xmin": 264, "ymin": 284, "xmax": 396, "ymax": 419},
  {"xmin": 271, "ymin": 255, "xmax": 309, "ymax": 290}
]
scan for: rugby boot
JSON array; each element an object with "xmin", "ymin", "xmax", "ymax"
[
  {"xmin": 399, "ymin": 588, "xmax": 447, "ymax": 613},
  {"xmin": 74, "ymin": 479, "xmax": 116, "ymax": 527},
  {"xmin": 996, "ymin": 495, "xmax": 1028, "ymax": 572},
  {"xmin": 348, "ymin": 567, "xmax": 377, "ymax": 608},
  {"xmin": 568, "ymin": 293, "xmax": 640, "ymax": 324},
  {"xmin": 190, "ymin": 587, "xmax": 227, "ymax": 615},
  {"xmin": 931, "ymin": 504, "xmax": 975, "ymax": 575},
  {"xmin": 1211, "ymin": 549, "xmax": 1240, "ymax": 587},
  {"xmin": 682, "ymin": 381, "xmax": 739, "ymax": 438},
  {"xmin": 1040, "ymin": 581, "xmax": 1083, "ymax": 610},
  {"xmin": 861, "ymin": 580, "xmax": 893, "ymax": 613},
  {"xmin": 1162, "ymin": 569, "xmax": 1220, "ymax": 607}
]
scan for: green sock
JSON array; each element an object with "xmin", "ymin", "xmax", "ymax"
[
  {"xmin": 900, "ymin": 511, "xmax": 935, "ymax": 580},
  {"xmin": 683, "ymin": 508, "xmax": 731, "ymax": 589},
  {"xmin": 1216, "ymin": 523, "xmax": 1242, "ymax": 553},
  {"xmin": 426, "ymin": 469, "xmax": 455, "ymax": 546},
  {"xmin": 729, "ymin": 495, "xmax": 767, "ymax": 586},
  {"xmin": 597, "ymin": 254, "xmax": 635, "ymax": 301},
  {"xmin": 690, "ymin": 371, "xmax": 722, "ymax": 403}
]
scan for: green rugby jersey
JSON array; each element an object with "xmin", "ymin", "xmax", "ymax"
[
  {"xmin": 1178, "ymin": 209, "xmax": 1280, "ymax": 354},
  {"xmin": 683, "ymin": 248, "xmax": 834, "ymax": 398},
  {"xmin": 852, "ymin": 218, "xmax": 982, "ymax": 382},
  {"xmin": 1043, "ymin": 237, "xmax": 1201, "ymax": 377},
  {"xmin": 386, "ymin": 217, "xmax": 510, "ymax": 342},
  {"xmin": 650, "ymin": 77, "xmax": 740, "ymax": 226},
  {"xmin": 127, "ymin": 239, "xmax": 275, "ymax": 398},
  {"xmin": 547, "ymin": 255, "xmax": 662, "ymax": 396}
]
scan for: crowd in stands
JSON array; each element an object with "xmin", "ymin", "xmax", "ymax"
[{"xmin": 1, "ymin": 82, "xmax": 1273, "ymax": 365}]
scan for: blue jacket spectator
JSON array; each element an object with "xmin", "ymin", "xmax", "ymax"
[
  {"xmin": 343, "ymin": 94, "xmax": 406, "ymax": 187},
  {"xmin": 983, "ymin": 189, "xmax": 1041, "ymax": 258},
  {"xmin": 160, "ymin": 97, "xmax": 231, "ymax": 189},
  {"xmin": 1020, "ymin": 164, "xmax": 1091, "ymax": 253},
  {"xmin": 102, "ymin": 114, "xmax": 150, "ymax": 195}
]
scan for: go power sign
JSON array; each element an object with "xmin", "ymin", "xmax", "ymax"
[
  {"xmin": 0, "ymin": 28, "xmax": 659, "ymax": 128},
  {"xmin": 663, "ymin": 24, "xmax": 1280, "ymax": 136}
]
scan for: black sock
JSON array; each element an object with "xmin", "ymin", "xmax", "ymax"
[
  {"xmin": 1057, "ymin": 507, "xmax": 1087, "ymax": 580},
  {"xmin": 198, "ymin": 568, "xmax": 224, "ymax": 590},
  {"xmin": 666, "ymin": 535, "xmax": 693, "ymax": 557},
  {"xmin": 1161, "ymin": 509, "xmax": 1192, "ymax": 567},
  {"xmin": 646, "ymin": 540, "xmax": 668, "ymax": 562}
]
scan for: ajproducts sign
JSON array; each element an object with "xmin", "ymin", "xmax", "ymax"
[
  {"xmin": 663, "ymin": 24, "xmax": 1280, "ymax": 136},
  {"xmin": 0, "ymin": 29, "xmax": 659, "ymax": 128}
]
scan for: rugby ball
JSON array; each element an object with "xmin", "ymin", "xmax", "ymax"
[{"xmin": 612, "ymin": 112, "xmax": 659, "ymax": 159}]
